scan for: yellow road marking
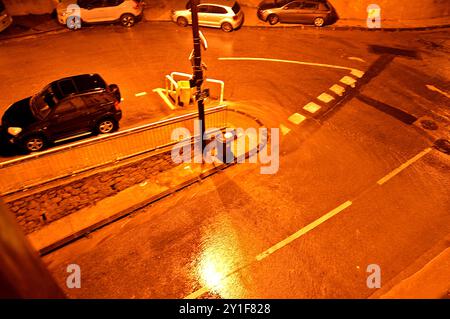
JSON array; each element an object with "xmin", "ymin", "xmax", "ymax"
[
  {"xmin": 330, "ymin": 84, "xmax": 345, "ymax": 96},
  {"xmin": 340, "ymin": 76, "xmax": 357, "ymax": 87},
  {"xmin": 317, "ymin": 92, "xmax": 335, "ymax": 103},
  {"xmin": 351, "ymin": 69, "xmax": 365, "ymax": 78},
  {"xmin": 280, "ymin": 124, "xmax": 291, "ymax": 135},
  {"xmin": 256, "ymin": 201, "xmax": 353, "ymax": 261},
  {"xmin": 377, "ymin": 148, "xmax": 432, "ymax": 185},
  {"xmin": 303, "ymin": 102, "xmax": 321, "ymax": 113},
  {"xmin": 152, "ymin": 88, "xmax": 176, "ymax": 110},
  {"xmin": 135, "ymin": 92, "xmax": 147, "ymax": 97},
  {"xmin": 288, "ymin": 113, "xmax": 306, "ymax": 125},
  {"xmin": 426, "ymin": 85, "xmax": 450, "ymax": 99}
]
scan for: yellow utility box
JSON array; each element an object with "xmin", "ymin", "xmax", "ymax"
[{"xmin": 176, "ymin": 80, "xmax": 192, "ymax": 106}]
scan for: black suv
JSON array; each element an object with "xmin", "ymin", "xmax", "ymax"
[{"xmin": 1, "ymin": 74, "xmax": 122, "ymax": 153}]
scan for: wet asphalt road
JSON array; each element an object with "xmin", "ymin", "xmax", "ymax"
[{"xmin": 0, "ymin": 22, "xmax": 449, "ymax": 298}]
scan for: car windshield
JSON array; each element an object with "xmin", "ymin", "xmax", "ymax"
[
  {"xmin": 276, "ymin": 0, "xmax": 291, "ymax": 6},
  {"xmin": 232, "ymin": 2, "xmax": 241, "ymax": 13},
  {"xmin": 30, "ymin": 86, "xmax": 58, "ymax": 120}
]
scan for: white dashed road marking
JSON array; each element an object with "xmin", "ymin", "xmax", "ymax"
[
  {"xmin": 340, "ymin": 76, "xmax": 357, "ymax": 87},
  {"xmin": 330, "ymin": 84, "xmax": 346, "ymax": 96},
  {"xmin": 377, "ymin": 148, "xmax": 432, "ymax": 185},
  {"xmin": 317, "ymin": 92, "xmax": 335, "ymax": 103},
  {"xmin": 288, "ymin": 113, "xmax": 306, "ymax": 125},
  {"xmin": 135, "ymin": 92, "xmax": 147, "ymax": 97},
  {"xmin": 280, "ymin": 124, "xmax": 291, "ymax": 135},
  {"xmin": 426, "ymin": 84, "xmax": 450, "ymax": 99},
  {"xmin": 303, "ymin": 102, "xmax": 321, "ymax": 113},
  {"xmin": 256, "ymin": 201, "xmax": 353, "ymax": 261}
]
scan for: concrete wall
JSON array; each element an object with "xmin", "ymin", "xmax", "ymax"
[{"xmin": 3, "ymin": 0, "xmax": 60, "ymax": 15}]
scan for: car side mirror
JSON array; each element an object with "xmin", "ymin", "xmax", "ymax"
[{"xmin": 44, "ymin": 93, "xmax": 56, "ymax": 108}]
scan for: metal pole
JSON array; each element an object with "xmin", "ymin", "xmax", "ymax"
[{"xmin": 190, "ymin": 0, "xmax": 206, "ymax": 154}]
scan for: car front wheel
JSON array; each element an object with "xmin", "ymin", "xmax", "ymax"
[
  {"xmin": 177, "ymin": 16, "xmax": 188, "ymax": 27},
  {"xmin": 221, "ymin": 22, "xmax": 233, "ymax": 32},
  {"xmin": 120, "ymin": 14, "xmax": 136, "ymax": 27},
  {"xmin": 268, "ymin": 14, "xmax": 279, "ymax": 25},
  {"xmin": 314, "ymin": 17, "xmax": 325, "ymax": 27},
  {"xmin": 23, "ymin": 136, "xmax": 46, "ymax": 153},
  {"xmin": 96, "ymin": 119, "xmax": 118, "ymax": 134}
]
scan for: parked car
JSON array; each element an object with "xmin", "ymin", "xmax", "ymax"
[
  {"xmin": 0, "ymin": 0, "xmax": 13, "ymax": 33},
  {"xmin": 257, "ymin": 0, "xmax": 334, "ymax": 26},
  {"xmin": 171, "ymin": 0, "xmax": 244, "ymax": 32},
  {"xmin": 57, "ymin": 0, "xmax": 145, "ymax": 28},
  {"xmin": 0, "ymin": 74, "xmax": 122, "ymax": 153}
]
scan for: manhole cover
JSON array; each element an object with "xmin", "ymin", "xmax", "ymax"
[
  {"xmin": 420, "ymin": 119, "xmax": 438, "ymax": 130},
  {"xmin": 434, "ymin": 139, "xmax": 450, "ymax": 154}
]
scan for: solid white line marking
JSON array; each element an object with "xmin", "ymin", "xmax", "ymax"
[
  {"xmin": 317, "ymin": 92, "xmax": 335, "ymax": 103},
  {"xmin": 426, "ymin": 85, "xmax": 450, "ymax": 99},
  {"xmin": 135, "ymin": 92, "xmax": 147, "ymax": 97},
  {"xmin": 152, "ymin": 88, "xmax": 176, "ymax": 110},
  {"xmin": 303, "ymin": 102, "xmax": 321, "ymax": 113},
  {"xmin": 288, "ymin": 113, "xmax": 306, "ymax": 125},
  {"xmin": 218, "ymin": 57, "xmax": 356, "ymax": 72},
  {"xmin": 340, "ymin": 76, "xmax": 357, "ymax": 87},
  {"xmin": 256, "ymin": 201, "xmax": 353, "ymax": 261},
  {"xmin": 330, "ymin": 84, "xmax": 345, "ymax": 96},
  {"xmin": 377, "ymin": 148, "xmax": 432, "ymax": 185},
  {"xmin": 348, "ymin": 57, "xmax": 366, "ymax": 63},
  {"xmin": 280, "ymin": 124, "xmax": 291, "ymax": 135}
]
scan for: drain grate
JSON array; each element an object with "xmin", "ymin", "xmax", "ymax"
[
  {"xmin": 434, "ymin": 139, "xmax": 450, "ymax": 154},
  {"xmin": 420, "ymin": 119, "xmax": 439, "ymax": 130}
]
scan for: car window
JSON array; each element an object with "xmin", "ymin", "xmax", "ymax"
[
  {"xmin": 54, "ymin": 97, "xmax": 85, "ymax": 115},
  {"xmin": 285, "ymin": 2, "xmax": 302, "ymax": 9},
  {"xmin": 73, "ymin": 75, "xmax": 106, "ymax": 93},
  {"xmin": 58, "ymin": 79, "xmax": 77, "ymax": 97},
  {"xmin": 78, "ymin": 0, "xmax": 105, "ymax": 9},
  {"xmin": 105, "ymin": 0, "xmax": 124, "ymax": 7},
  {"xmin": 301, "ymin": 2, "xmax": 318, "ymax": 9},
  {"xmin": 82, "ymin": 93, "xmax": 114, "ymax": 107},
  {"xmin": 231, "ymin": 2, "xmax": 241, "ymax": 14},
  {"xmin": 198, "ymin": 5, "xmax": 208, "ymax": 13},
  {"xmin": 208, "ymin": 5, "xmax": 227, "ymax": 14}
]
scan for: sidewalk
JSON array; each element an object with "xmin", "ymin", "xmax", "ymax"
[{"xmin": 26, "ymin": 107, "xmax": 266, "ymax": 255}]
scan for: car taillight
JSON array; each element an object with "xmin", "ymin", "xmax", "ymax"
[
  {"xmin": 233, "ymin": 15, "xmax": 239, "ymax": 20},
  {"xmin": 132, "ymin": 0, "xmax": 139, "ymax": 9},
  {"xmin": 114, "ymin": 101, "xmax": 121, "ymax": 111}
]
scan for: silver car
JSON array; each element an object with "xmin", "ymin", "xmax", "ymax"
[{"xmin": 171, "ymin": 0, "xmax": 244, "ymax": 32}]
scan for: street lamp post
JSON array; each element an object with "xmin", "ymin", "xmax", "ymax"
[{"xmin": 190, "ymin": 0, "xmax": 206, "ymax": 155}]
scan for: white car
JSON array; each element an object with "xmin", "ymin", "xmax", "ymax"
[
  {"xmin": 57, "ymin": 0, "xmax": 145, "ymax": 28},
  {"xmin": 0, "ymin": 0, "xmax": 13, "ymax": 33},
  {"xmin": 171, "ymin": 0, "xmax": 244, "ymax": 32}
]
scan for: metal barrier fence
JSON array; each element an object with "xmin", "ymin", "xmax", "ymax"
[{"xmin": 0, "ymin": 105, "xmax": 228, "ymax": 196}]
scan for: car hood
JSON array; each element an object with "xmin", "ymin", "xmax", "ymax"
[{"xmin": 2, "ymin": 97, "xmax": 37, "ymax": 128}]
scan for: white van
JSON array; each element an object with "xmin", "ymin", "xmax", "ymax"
[{"xmin": 0, "ymin": 0, "xmax": 13, "ymax": 32}]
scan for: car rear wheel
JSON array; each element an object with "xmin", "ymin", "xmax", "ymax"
[
  {"xmin": 177, "ymin": 17, "xmax": 188, "ymax": 27},
  {"xmin": 268, "ymin": 14, "xmax": 279, "ymax": 25},
  {"xmin": 221, "ymin": 22, "xmax": 233, "ymax": 32},
  {"xmin": 23, "ymin": 136, "xmax": 46, "ymax": 153},
  {"xmin": 96, "ymin": 119, "xmax": 118, "ymax": 134},
  {"xmin": 120, "ymin": 14, "xmax": 136, "ymax": 27},
  {"xmin": 314, "ymin": 17, "xmax": 325, "ymax": 27}
]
